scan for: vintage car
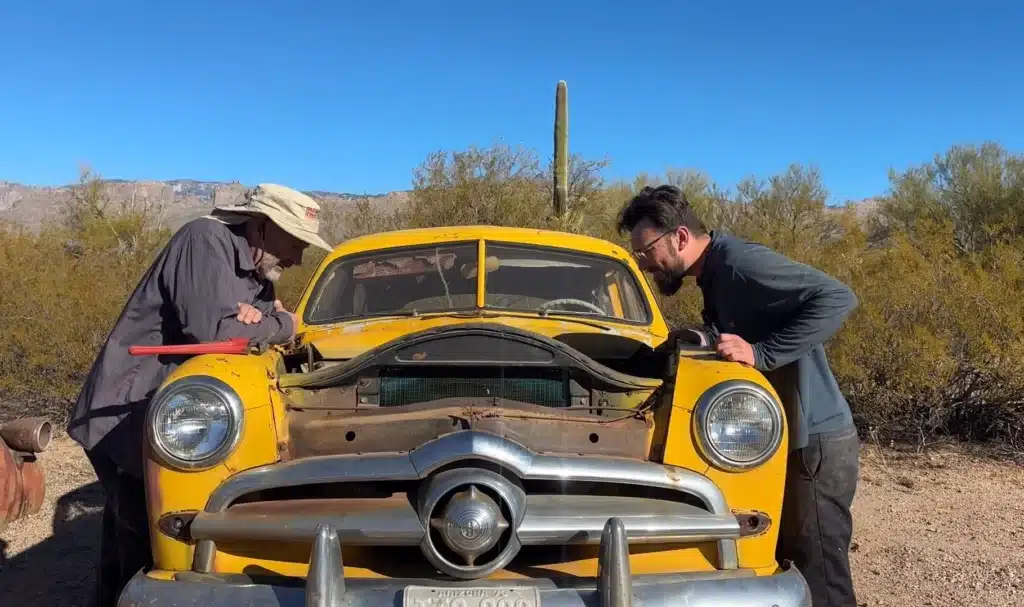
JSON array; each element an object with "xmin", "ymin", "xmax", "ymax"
[{"xmin": 117, "ymin": 225, "xmax": 811, "ymax": 606}]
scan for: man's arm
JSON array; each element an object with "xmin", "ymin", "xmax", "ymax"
[
  {"xmin": 160, "ymin": 225, "xmax": 295, "ymax": 345},
  {"xmin": 729, "ymin": 244, "xmax": 858, "ymax": 372}
]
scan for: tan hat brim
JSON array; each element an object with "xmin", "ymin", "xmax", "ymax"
[
  {"xmin": 276, "ymin": 221, "xmax": 333, "ymax": 252},
  {"xmin": 208, "ymin": 207, "xmax": 333, "ymax": 252}
]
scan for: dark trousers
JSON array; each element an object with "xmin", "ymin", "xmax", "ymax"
[
  {"xmin": 86, "ymin": 448, "xmax": 153, "ymax": 607},
  {"xmin": 776, "ymin": 425, "xmax": 860, "ymax": 607}
]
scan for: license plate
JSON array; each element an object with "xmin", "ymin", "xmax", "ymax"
[{"xmin": 403, "ymin": 586, "xmax": 541, "ymax": 607}]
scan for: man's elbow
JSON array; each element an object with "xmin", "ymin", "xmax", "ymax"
[
  {"xmin": 841, "ymin": 280, "xmax": 858, "ymax": 308},
  {"xmin": 822, "ymin": 279, "xmax": 858, "ymax": 318},
  {"xmin": 838, "ymin": 285, "xmax": 859, "ymax": 320},
  {"xmin": 264, "ymin": 311, "xmax": 297, "ymax": 344}
]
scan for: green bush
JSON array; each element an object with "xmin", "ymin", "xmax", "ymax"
[{"xmin": 2, "ymin": 144, "xmax": 1023, "ymax": 450}]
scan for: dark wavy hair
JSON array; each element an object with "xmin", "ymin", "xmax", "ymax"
[{"xmin": 616, "ymin": 185, "xmax": 707, "ymax": 235}]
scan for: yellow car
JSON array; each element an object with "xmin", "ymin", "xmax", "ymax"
[{"xmin": 119, "ymin": 225, "xmax": 811, "ymax": 606}]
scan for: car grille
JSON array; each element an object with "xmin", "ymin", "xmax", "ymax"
[{"xmin": 378, "ymin": 369, "xmax": 567, "ymax": 408}]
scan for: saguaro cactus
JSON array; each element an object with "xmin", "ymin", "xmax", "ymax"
[{"xmin": 553, "ymin": 80, "xmax": 568, "ymax": 217}]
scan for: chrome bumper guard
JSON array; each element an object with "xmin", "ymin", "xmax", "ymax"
[{"xmin": 118, "ymin": 519, "xmax": 811, "ymax": 607}]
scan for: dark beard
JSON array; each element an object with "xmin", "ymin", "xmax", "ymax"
[{"xmin": 653, "ymin": 268, "xmax": 685, "ymax": 295}]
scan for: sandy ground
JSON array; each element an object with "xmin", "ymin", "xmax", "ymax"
[{"xmin": 1, "ymin": 436, "xmax": 1022, "ymax": 606}]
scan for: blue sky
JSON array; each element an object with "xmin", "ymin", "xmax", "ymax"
[{"xmin": 1, "ymin": 1, "xmax": 1021, "ymax": 204}]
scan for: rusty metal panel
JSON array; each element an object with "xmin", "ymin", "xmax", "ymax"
[{"xmin": 285, "ymin": 399, "xmax": 655, "ymax": 460}]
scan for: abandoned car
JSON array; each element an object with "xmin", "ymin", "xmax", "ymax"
[{"xmin": 117, "ymin": 225, "xmax": 811, "ymax": 606}]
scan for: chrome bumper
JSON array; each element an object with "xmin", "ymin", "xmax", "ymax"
[{"xmin": 118, "ymin": 520, "xmax": 811, "ymax": 607}]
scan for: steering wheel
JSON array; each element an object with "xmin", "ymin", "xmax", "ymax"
[{"xmin": 539, "ymin": 298, "xmax": 605, "ymax": 315}]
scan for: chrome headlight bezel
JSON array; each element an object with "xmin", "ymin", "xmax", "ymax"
[
  {"xmin": 145, "ymin": 375, "xmax": 245, "ymax": 471},
  {"xmin": 693, "ymin": 379, "xmax": 784, "ymax": 472}
]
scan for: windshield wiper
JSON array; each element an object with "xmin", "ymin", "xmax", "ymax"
[
  {"xmin": 317, "ymin": 310, "xmax": 422, "ymax": 324},
  {"xmin": 533, "ymin": 310, "xmax": 613, "ymax": 331},
  {"xmin": 440, "ymin": 308, "xmax": 611, "ymax": 330},
  {"xmin": 319, "ymin": 308, "xmax": 612, "ymax": 331}
]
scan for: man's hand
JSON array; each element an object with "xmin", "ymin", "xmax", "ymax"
[
  {"xmin": 716, "ymin": 333, "xmax": 755, "ymax": 366},
  {"xmin": 236, "ymin": 302, "xmax": 263, "ymax": 324}
]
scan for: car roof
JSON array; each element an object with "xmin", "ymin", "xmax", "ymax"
[{"xmin": 324, "ymin": 225, "xmax": 635, "ymax": 263}]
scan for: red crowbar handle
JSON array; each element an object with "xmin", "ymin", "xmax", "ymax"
[{"xmin": 128, "ymin": 337, "xmax": 251, "ymax": 356}]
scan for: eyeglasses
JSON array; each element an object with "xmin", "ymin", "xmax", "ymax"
[{"xmin": 631, "ymin": 230, "xmax": 674, "ymax": 261}]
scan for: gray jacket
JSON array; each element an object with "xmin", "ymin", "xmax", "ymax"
[
  {"xmin": 67, "ymin": 217, "xmax": 296, "ymax": 478},
  {"xmin": 695, "ymin": 230, "xmax": 858, "ymax": 451}
]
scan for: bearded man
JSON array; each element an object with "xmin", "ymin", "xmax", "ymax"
[
  {"xmin": 617, "ymin": 184, "xmax": 860, "ymax": 607},
  {"xmin": 67, "ymin": 183, "xmax": 332, "ymax": 606}
]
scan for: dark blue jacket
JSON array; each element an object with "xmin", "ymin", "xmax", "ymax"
[{"xmin": 696, "ymin": 230, "xmax": 858, "ymax": 451}]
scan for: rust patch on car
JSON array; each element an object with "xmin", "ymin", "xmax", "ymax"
[
  {"xmin": 284, "ymin": 398, "xmax": 654, "ymax": 460},
  {"xmin": 157, "ymin": 510, "xmax": 199, "ymax": 541},
  {"xmin": 733, "ymin": 510, "xmax": 772, "ymax": 537}
]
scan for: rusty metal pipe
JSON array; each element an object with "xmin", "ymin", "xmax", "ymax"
[
  {"xmin": 0, "ymin": 439, "xmax": 47, "ymax": 533},
  {"xmin": 0, "ymin": 416, "xmax": 53, "ymax": 453}
]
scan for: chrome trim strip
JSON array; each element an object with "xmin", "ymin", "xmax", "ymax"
[
  {"xmin": 192, "ymin": 431, "xmax": 739, "ymax": 573},
  {"xmin": 409, "ymin": 430, "xmax": 536, "ymax": 478},
  {"xmin": 522, "ymin": 455, "xmax": 727, "ymax": 512},
  {"xmin": 187, "ymin": 494, "xmax": 739, "ymax": 547},
  {"xmin": 517, "ymin": 495, "xmax": 740, "ymax": 545},
  {"xmin": 204, "ymin": 453, "xmax": 419, "ymax": 512},
  {"xmin": 118, "ymin": 564, "xmax": 813, "ymax": 607},
  {"xmin": 189, "ymin": 504, "xmax": 425, "ymax": 546}
]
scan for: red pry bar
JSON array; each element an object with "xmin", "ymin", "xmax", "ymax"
[{"xmin": 128, "ymin": 337, "xmax": 251, "ymax": 356}]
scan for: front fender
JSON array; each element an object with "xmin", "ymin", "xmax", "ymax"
[
  {"xmin": 144, "ymin": 350, "xmax": 286, "ymax": 572},
  {"xmin": 648, "ymin": 346, "xmax": 789, "ymax": 571}
]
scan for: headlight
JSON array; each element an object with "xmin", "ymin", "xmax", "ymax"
[
  {"xmin": 146, "ymin": 375, "xmax": 244, "ymax": 470},
  {"xmin": 693, "ymin": 380, "xmax": 783, "ymax": 471}
]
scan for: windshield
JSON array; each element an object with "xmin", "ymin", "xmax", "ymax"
[
  {"xmin": 303, "ymin": 240, "xmax": 650, "ymax": 324},
  {"xmin": 481, "ymin": 243, "xmax": 649, "ymax": 322}
]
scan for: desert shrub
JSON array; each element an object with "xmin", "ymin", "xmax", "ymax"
[
  {"xmin": 3, "ymin": 143, "xmax": 1024, "ymax": 449},
  {"xmin": 869, "ymin": 142, "xmax": 1024, "ymax": 254},
  {"xmin": 0, "ymin": 171, "xmax": 171, "ymax": 426},
  {"xmin": 374, "ymin": 143, "xmax": 1024, "ymax": 448}
]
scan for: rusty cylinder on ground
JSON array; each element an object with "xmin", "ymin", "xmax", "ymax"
[
  {"xmin": 0, "ymin": 416, "xmax": 53, "ymax": 453},
  {"xmin": 0, "ymin": 417, "xmax": 50, "ymax": 533},
  {"xmin": 0, "ymin": 440, "xmax": 45, "ymax": 533}
]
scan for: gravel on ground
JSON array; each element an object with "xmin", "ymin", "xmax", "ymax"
[{"xmin": 1, "ymin": 436, "xmax": 1021, "ymax": 606}]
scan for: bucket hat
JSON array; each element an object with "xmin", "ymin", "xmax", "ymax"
[{"xmin": 206, "ymin": 183, "xmax": 332, "ymax": 252}]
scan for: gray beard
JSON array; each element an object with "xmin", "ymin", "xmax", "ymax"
[{"xmin": 260, "ymin": 265, "xmax": 282, "ymax": 283}]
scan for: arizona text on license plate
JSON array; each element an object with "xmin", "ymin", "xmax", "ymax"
[{"xmin": 403, "ymin": 586, "xmax": 541, "ymax": 607}]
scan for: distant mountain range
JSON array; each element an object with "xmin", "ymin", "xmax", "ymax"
[
  {"xmin": 0, "ymin": 179, "xmax": 410, "ymax": 232},
  {"xmin": 0, "ymin": 177, "xmax": 880, "ymax": 236}
]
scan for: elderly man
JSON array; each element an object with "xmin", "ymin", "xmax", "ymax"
[
  {"xmin": 67, "ymin": 183, "xmax": 332, "ymax": 606},
  {"xmin": 617, "ymin": 185, "xmax": 860, "ymax": 607}
]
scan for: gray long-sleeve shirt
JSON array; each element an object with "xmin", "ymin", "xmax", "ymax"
[
  {"xmin": 696, "ymin": 230, "xmax": 858, "ymax": 451},
  {"xmin": 67, "ymin": 217, "xmax": 295, "ymax": 478}
]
